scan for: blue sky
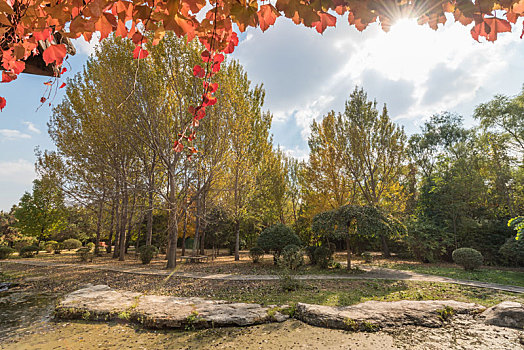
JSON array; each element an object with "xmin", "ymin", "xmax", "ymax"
[{"xmin": 2, "ymin": 15, "xmax": 524, "ymax": 210}]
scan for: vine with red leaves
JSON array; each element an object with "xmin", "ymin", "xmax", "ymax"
[{"xmin": 1, "ymin": 0, "xmax": 524, "ymax": 153}]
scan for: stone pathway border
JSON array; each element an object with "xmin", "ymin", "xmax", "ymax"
[{"xmin": 3, "ymin": 259, "xmax": 524, "ymax": 294}]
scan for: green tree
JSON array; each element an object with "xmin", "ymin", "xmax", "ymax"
[{"xmin": 14, "ymin": 178, "xmax": 66, "ymax": 243}]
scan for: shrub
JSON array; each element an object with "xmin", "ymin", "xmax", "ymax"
[
  {"xmin": 361, "ymin": 251, "xmax": 373, "ymax": 263},
  {"xmin": 13, "ymin": 237, "xmax": 36, "ymax": 252},
  {"xmin": 86, "ymin": 242, "xmax": 95, "ymax": 251},
  {"xmin": 499, "ymin": 236, "xmax": 524, "ymax": 267},
  {"xmin": 257, "ymin": 224, "xmax": 301, "ymax": 262},
  {"xmin": 62, "ymin": 239, "xmax": 82, "ymax": 250},
  {"xmin": 249, "ymin": 247, "xmax": 264, "ymax": 263},
  {"xmin": 278, "ymin": 245, "xmax": 304, "ymax": 270},
  {"xmin": 0, "ymin": 246, "xmax": 15, "ymax": 259},
  {"xmin": 54, "ymin": 243, "xmax": 62, "ymax": 254},
  {"xmin": 76, "ymin": 247, "xmax": 94, "ymax": 262},
  {"xmin": 452, "ymin": 248, "xmax": 483, "ymax": 271},
  {"xmin": 305, "ymin": 246, "xmax": 317, "ymax": 265},
  {"xmin": 314, "ymin": 246, "xmax": 333, "ymax": 269},
  {"xmin": 138, "ymin": 245, "xmax": 158, "ymax": 264},
  {"xmin": 44, "ymin": 241, "xmax": 59, "ymax": 253},
  {"xmin": 20, "ymin": 245, "xmax": 39, "ymax": 258}
]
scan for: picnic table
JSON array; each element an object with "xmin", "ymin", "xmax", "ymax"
[{"xmin": 180, "ymin": 255, "xmax": 208, "ymax": 263}]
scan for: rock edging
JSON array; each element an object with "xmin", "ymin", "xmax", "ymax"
[
  {"xmin": 55, "ymin": 285, "xmax": 524, "ymax": 332},
  {"xmin": 295, "ymin": 300, "xmax": 484, "ymax": 331},
  {"xmin": 55, "ymin": 285, "xmax": 289, "ymax": 329}
]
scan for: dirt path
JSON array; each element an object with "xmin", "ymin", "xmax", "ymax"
[{"xmin": 4, "ymin": 259, "xmax": 524, "ymax": 294}]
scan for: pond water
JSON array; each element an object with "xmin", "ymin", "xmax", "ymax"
[{"xmin": 0, "ymin": 286, "xmax": 58, "ymax": 342}]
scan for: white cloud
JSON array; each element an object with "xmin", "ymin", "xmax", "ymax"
[
  {"xmin": 233, "ymin": 16, "xmax": 524, "ymax": 158},
  {"xmin": 73, "ymin": 32, "xmax": 102, "ymax": 56},
  {"xmin": 23, "ymin": 121, "xmax": 41, "ymax": 134},
  {"xmin": 0, "ymin": 129, "xmax": 31, "ymax": 140},
  {"xmin": 0, "ymin": 159, "xmax": 35, "ymax": 185}
]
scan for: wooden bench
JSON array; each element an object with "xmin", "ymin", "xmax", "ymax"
[{"xmin": 180, "ymin": 255, "xmax": 208, "ymax": 263}]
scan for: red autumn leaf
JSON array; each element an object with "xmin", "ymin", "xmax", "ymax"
[
  {"xmin": 224, "ymin": 33, "xmax": 239, "ymax": 54},
  {"xmin": 0, "ymin": 96, "xmax": 5, "ymax": 111},
  {"xmin": 132, "ymin": 45, "xmax": 149, "ymax": 59},
  {"xmin": 195, "ymin": 108, "xmax": 206, "ymax": 120},
  {"xmin": 471, "ymin": 17, "xmax": 511, "ymax": 42},
  {"xmin": 212, "ymin": 62, "xmax": 221, "ymax": 73},
  {"xmin": 131, "ymin": 32, "xmax": 148, "ymax": 45},
  {"xmin": 201, "ymin": 50, "xmax": 212, "ymax": 62},
  {"xmin": 59, "ymin": 83, "xmax": 66, "ymax": 89},
  {"xmin": 257, "ymin": 4, "xmax": 279, "ymax": 32},
  {"xmin": 193, "ymin": 65, "xmax": 205, "ymax": 78},
  {"xmin": 188, "ymin": 105, "xmax": 197, "ymax": 115},
  {"xmin": 43, "ymin": 81, "xmax": 52, "ymax": 86},
  {"xmin": 484, "ymin": 17, "xmax": 512, "ymax": 41},
  {"xmin": 173, "ymin": 140, "xmax": 184, "ymax": 152},
  {"xmin": 202, "ymin": 93, "xmax": 217, "ymax": 107},
  {"xmin": 60, "ymin": 67, "xmax": 67, "ymax": 74},
  {"xmin": 42, "ymin": 44, "xmax": 67, "ymax": 66},
  {"xmin": 40, "ymin": 97, "xmax": 47, "ymax": 103},
  {"xmin": 192, "ymin": 119, "xmax": 199, "ymax": 128},
  {"xmin": 188, "ymin": 147, "xmax": 198, "ymax": 154},
  {"xmin": 33, "ymin": 28, "xmax": 52, "ymax": 42},
  {"xmin": 213, "ymin": 53, "xmax": 225, "ymax": 63},
  {"xmin": 1, "ymin": 71, "xmax": 17, "ymax": 83},
  {"xmin": 204, "ymin": 81, "xmax": 218, "ymax": 93},
  {"xmin": 312, "ymin": 12, "xmax": 337, "ymax": 34}
]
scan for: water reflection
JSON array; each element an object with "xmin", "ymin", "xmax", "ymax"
[{"xmin": 0, "ymin": 287, "xmax": 57, "ymax": 341}]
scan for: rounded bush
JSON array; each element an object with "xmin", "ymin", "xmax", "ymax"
[
  {"xmin": 20, "ymin": 245, "xmax": 39, "ymax": 258},
  {"xmin": 138, "ymin": 245, "xmax": 158, "ymax": 264},
  {"xmin": 86, "ymin": 242, "xmax": 95, "ymax": 251},
  {"xmin": 257, "ymin": 224, "xmax": 301, "ymax": 259},
  {"xmin": 249, "ymin": 247, "xmax": 264, "ymax": 263},
  {"xmin": 314, "ymin": 246, "xmax": 333, "ymax": 269},
  {"xmin": 278, "ymin": 245, "xmax": 304, "ymax": 270},
  {"xmin": 0, "ymin": 246, "xmax": 15, "ymax": 259},
  {"xmin": 76, "ymin": 247, "xmax": 94, "ymax": 262},
  {"xmin": 44, "ymin": 241, "xmax": 58, "ymax": 253},
  {"xmin": 452, "ymin": 248, "xmax": 483, "ymax": 271},
  {"xmin": 62, "ymin": 239, "xmax": 82, "ymax": 250}
]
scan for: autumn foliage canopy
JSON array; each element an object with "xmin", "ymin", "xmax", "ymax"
[{"xmin": 1, "ymin": 0, "xmax": 524, "ymax": 150}]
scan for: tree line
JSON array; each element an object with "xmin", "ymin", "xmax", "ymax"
[{"xmin": 2, "ymin": 35, "xmax": 523, "ymax": 267}]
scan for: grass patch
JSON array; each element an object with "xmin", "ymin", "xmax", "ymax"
[
  {"xmin": 196, "ymin": 279, "xmax": 524, "ymax": 308},
  {"xmin": 381, "ymin": 263, "xmax": 524, "ymax": 287}
]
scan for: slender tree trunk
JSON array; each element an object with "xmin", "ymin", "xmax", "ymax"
[
  {"xmin": 166, "ymin": 170, "xmax": 178, "ymax": 269},
  {"xmin": 125, "ymin": 191, "xmax": 137, "ymax": 254},
  {"xmin": 112, "ymin": 194, "xmax": 121, "ymax": 259},
  {"xmin": 192, "ymin": 195, "xmax": 201, "ymax": 256},
  {"xmin": 182, "ymin": 203, "xmax": 187, "ymax": 257},
  {"xmin": 199, "ymin": 192, "xmax": 207, "ymax": 255},
  {"xmin": 107, "ymin": 201, "xmax": 115, "ymax": 254},
  {"xmin": 146, "ymin": 165, "xmax": 155, "ymax": 246},
  {"xmin": 234, "ymin": 220, "xmax": 240, "ymax": 261},
  {"xmin": 346, "ymin": 236, "xmax": 352, "ymax": 270},
  {"xmin": 118, "ymin": 182, "xmax": 128, "ymax": 261},
  {"xmin": 94, "ymin": 185, "xmax": 106, "ymax": 256}
]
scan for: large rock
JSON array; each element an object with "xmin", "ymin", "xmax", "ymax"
[
  {"xmin": 295, "ymin": 300, "xmax": 483, "ymax": 331},
  {"xmin": 55, "ymin": 285, "xmax": 288, "ymax": 329},
  {"xmin": 481, "ymin": 301, "xmax": 524, "ymax": 329},
  {"xmin": 56, "ymin": 284, "xmax": 141, "ymax": 320}
]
